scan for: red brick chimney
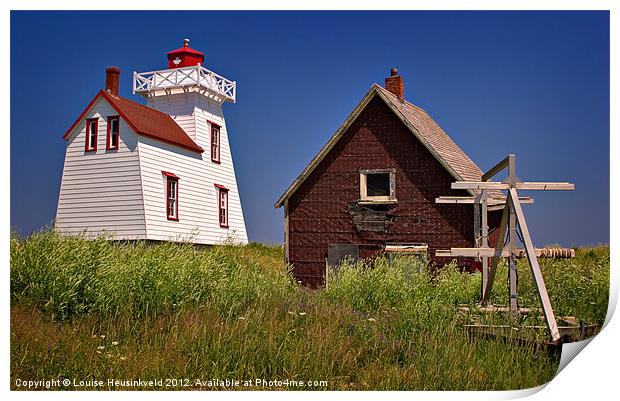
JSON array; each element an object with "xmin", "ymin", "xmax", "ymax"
[
  {"xmin": 105, "ymin": 66, "xmax": 120, "ymax": 96},
  {"xmin": 384, "ymin": 67, "xmax": 404, "ymax": 100}
]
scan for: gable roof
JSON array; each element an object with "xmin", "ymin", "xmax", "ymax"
[
  {"xmin": 63, "ymin": 90, "xmax": 204, "ymax": 153},
  {"xmin": 275, "ymin": 83, "xmax": 494, "ymax": 208}
]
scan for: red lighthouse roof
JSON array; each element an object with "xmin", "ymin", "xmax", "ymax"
[{"xmin": 167, "ymin": 38, "xmax": 204, "ymax": 68}]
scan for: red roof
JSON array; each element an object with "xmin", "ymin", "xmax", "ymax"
[
  {"xmin": 167, "ymin": 45, "xmax": 204, "ymax": 56},
  {"xmin": 63, "ymin": 90, "xmax": 204, "ymax": 153}
]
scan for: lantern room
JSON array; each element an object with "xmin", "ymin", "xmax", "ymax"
[
  {"xmin": 167, "ymin": 38, "xmax": 205, "ymax": 68},
  {"xmin": 134, "ymin": 38, "xmax": 236, "ymax": 103}
]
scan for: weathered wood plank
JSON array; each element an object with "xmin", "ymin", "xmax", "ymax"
[
  {"xmin": 482, "ymin": 154, "xmax": 511, "ymax": 182},
  {"xmin": 509, "ymin": 189, "xmax": 560, "ymax": 342},
  {"xmin": 451, "ymin": 181, "xmax": 574, "ymax": 191},
  {"xmin": 483, "ymin": 203, "xmax": 509, "ymax": 302},
  {"xmin": 435, "ymin": 196, "xmax": 533, "ymax": 205}
]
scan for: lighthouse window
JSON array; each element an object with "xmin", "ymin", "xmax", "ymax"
[
  {"xmin": 211, "ymin": 123, "xmax": 220, "ymax": 163},
  {"xmin": 215, "ymin": 185, "xmax": 229, "ymax": 227},
  {"xmin": 162, "ymin": 171, "xmax": 179, "ymax": 221},
  {"xmin": 85, "ymin": 118, "xmax": 98, "ymax": 152},
  {"xmin": 166, "ymin": 177, "xmax": 179, "ymax": 221},
  {"xmin": 107, "ymin": 116, "xmax": 119, "ymax": 150}
]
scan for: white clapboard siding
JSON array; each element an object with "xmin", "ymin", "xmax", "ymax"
[
  {"xmin": 139, "ymin": 91, "xmax": 248, "ymax": 245},
  {"xmin": 137, "ymin": 132, "xmax": 248, "ymax": 244},
  {"xmin": 146, "ymin": 94, "xmax": 198, "ymax": 141},
  {"xmin": 56, "ymin": 98, "xmax": 147, "ymax": 238}
]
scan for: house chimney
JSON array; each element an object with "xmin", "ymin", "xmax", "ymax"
[
  {"xmin": 105, "ymin": 66, "xmax": 121, "ymax": 96},
  {"xmin": 384, "ymin": 67, "xmax": 404, "ymax": 100}
]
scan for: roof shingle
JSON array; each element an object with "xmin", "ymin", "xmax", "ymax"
[{"xmin": 374, "ymin": 84, "xmax": 483, "ymax": 183}]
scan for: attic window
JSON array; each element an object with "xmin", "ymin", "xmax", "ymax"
[
  {"xmin": 85, "ymin": 118, "xmax": 98, "ymax": 152},
  {"xmin": 360, "ymin": 169, "xmax": 396, "ymax": 203},
  {"xmin": 107, "ymin": 116, "xmax": 119, "ymax": 150}
]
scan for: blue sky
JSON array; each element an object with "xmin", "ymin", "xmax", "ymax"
[{"xmin": 10, "ymin": 11, "xmax": 609, "ymax": 246}]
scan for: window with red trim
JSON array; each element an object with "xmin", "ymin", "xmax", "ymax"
[
  {"xmin": 211, "ymin": 123, "xmax": 220, "ymax": 163},
  {"xmin": 216, "ymin": 186, "xmax": 228, "ymax": 227},
  {"xmin": 85, "ymin": 118, "xmax": 98, "ymax": 152},
  {"xmin": 107, "ymin": 116, "xmax": 120, "ymax": 150},
  {"xmin": 166, "ymin": 176, "xmax": 179, "ymax": 221}
]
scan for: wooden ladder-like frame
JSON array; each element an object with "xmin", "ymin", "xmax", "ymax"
[{"xmin": 436, "ymin": 154, "xmax": 574, "ymax": 342}]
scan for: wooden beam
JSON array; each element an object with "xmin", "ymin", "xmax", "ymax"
[
  {"xmin": 508, "ymin": 194, "xmax": 518, "ymax": 312},
  {"xmin": 515, "ymin": 182, "xmax": 575, "ymax": 191},
  {"xmin": 482, "ymin": 154, "xmax": 512, "ymax": 182},
  {"xmin": 480, "ymin": 191, "xmax": 489, "ymax": 298},
  {"xmin": 451, "ymin": 181, "xmax": 574, "ymax": 191},
  {"xmin": 436, "ymin": 196, "xmax": 533, "ymax": 205},
  {"xmin": 509, "ymin": 189, "xmax": 560, "ymax": 342},
  {"xmin": 436, "ymin": 247, "xmax": 574, "ymax": 258},
  {"xmin": 452, "ymin": 182, "xmax": 509, "ymax": 190}
]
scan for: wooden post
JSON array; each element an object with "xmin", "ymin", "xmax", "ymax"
[
  {"xmin": 480, "ymin": 190, "xmax": 489, "ymax": 299},
  {"xmin": 506, "ymin": 155, "xmax": 519, "ymax": 314},
  {"xmin": 482, "ymin": 201, "xmax": 509, "ymax": 303},
  {"xmin": 508, "ymin": 189, "xmax": 560, "ymax": 342},
  {"xmin": 508, "ymin": 202, "xmax": 519, "ymax": 313}
]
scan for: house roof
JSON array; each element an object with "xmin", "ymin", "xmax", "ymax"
[
  {"xmin": 275, "ymin": 83, "xmax": 497, "ymax": 208},
  {"xmin": 62, "ymin": 90, "xmax": 204, "ymax": 153}
]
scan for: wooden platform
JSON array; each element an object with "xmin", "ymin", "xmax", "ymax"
[
  {"xmin": 457, "ymin": 304, "xmax": 598, "ymax": 344},
  {"xmin": 465, "ymin": 323, "xmax": 598, "ymax": 345}
]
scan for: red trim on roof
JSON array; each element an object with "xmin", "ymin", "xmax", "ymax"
[
  {"xmin": 62, "ymin": 90, "xmax": 204, "ymax": 154},
  {"xmin": 162, "ymin": 171, "xmax": 180, "ymax": 179},
  {"xmin": 207, "ymin": 119, "xmax": 221, "ymax": 127},
  {"xmin": 214, "ymin": 183, "xmax": 228, "ymax": 190},
  {"xmin": 63, "ymin": 92, "xmax": 105, "ymax": 140},
  {"xmin": 167, "ymin": 46, "xmax": 204, "ymax": 56}
]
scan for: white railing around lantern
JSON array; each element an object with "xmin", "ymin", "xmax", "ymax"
[{"xmin": 133, "ymin": 64, "xmax": 236, "ymax": 102}]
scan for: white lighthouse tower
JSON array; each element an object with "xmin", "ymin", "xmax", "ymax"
[
  {"xmin": 56, "ymin": 39, "xmax": 247, "ymax": 244},
  {"xmin": 131, "ymin": 39, "xmax": 248, "ymax": 244}
]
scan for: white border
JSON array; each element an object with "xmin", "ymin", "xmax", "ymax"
[{"xmin": 2, "ymin": 2, "xmax": 616, "ymax": 401}]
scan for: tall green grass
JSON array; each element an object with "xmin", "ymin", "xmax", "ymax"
[{"xmin": 10, "ymin": 231, "xmax": 609, "ymax": 390}]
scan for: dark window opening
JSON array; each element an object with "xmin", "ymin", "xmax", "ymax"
[{"xmin": 366, "ymin": 173, "xmax": 391, "ymax": 197}]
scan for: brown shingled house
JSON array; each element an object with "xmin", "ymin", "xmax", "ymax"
[{"xmin": 275, "ymin": 69, "xmax": 502, "ymax": 287}]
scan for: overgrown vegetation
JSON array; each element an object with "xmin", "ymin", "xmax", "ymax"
[{"xmin": 10, "ymin": 231, "xmax": 609, "ymax": 390}]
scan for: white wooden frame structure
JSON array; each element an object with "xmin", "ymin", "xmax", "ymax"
[
  {"xmin": 436, "ymin": 154, "xmax": 574, "ymax": 342},
  {"xmin": 133, "ymin": 64, "xmax": 236, "ymax": 102}
]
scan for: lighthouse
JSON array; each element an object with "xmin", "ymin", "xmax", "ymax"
[{"xmin": 56, "ymin": 39, "xmax": 248, "ymax": 244}]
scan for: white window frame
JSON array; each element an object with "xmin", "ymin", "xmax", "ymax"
[{"xmin": 359, "ymin": 168, "xmax": 397, "ymax": 204}]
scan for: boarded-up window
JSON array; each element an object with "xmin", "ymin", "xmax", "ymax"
[{"xmin": 327, "ymin": 244, "xmax": 359, "ymax": 267}]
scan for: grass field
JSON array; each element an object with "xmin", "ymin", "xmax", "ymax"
[{"xmin": 10, "ymin": 231, "xmax": 610, "ymax": 390}]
